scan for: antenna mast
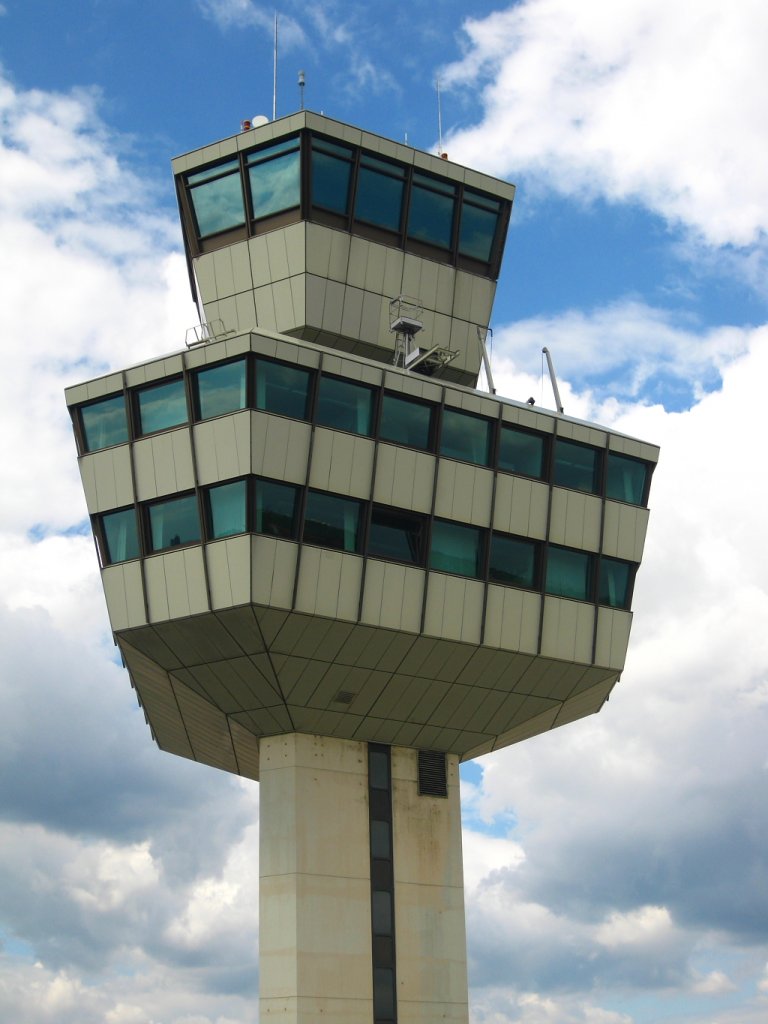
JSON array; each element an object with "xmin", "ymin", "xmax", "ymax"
[
  {"xmin": 436, "ymin": 77, "xmax": 444, "ymax": 156},
  {"xmin": 272, "ymin": 12, "xmax": 278, "ymax": 120}
]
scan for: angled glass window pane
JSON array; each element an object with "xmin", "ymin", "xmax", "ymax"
[
  {"xmin": 304, "ymin": 491, "xmax": 361, "ymax": 552},
  {"xmin": 379, "ymin": 393, "xmax": 433, "ymax": 450},
  {"xmin": 148, "ymin": 495, "xmax": 200, "ymax": 552},
  {"xmin": 256, "ymin": 359, "xmax": 312, "ymax": 419},
  {"xmin": 606, "ymin": 452, "xmax": 649, "ymax": 506},
  {"xmin": 101, "ymin": 508, "xmax": 139, "ymax": 563},
  {"xmin": 371, "ymin": 890, "xmax": 393, "ymax": 937},
  {"xmin": 247, "ymin": 142, "xmax": 300, "ymax": 220},
  {"xmin": 311, "ymin": 139, "xmax": 354, "ymax": 214},
  {"xmin": 430, "ymin": 520, "xmax": 484, "ymax": 578},
  {"xmin": 316, "ymin": 376, "xmax": 374, "ymax": 435},
  {"xmin": 546, "ymin": 546, "xmax": 593, "ymax": 601},
  {"xmin": 407, "ymin": 174, "xmax": 456, "ymax": 249},
  {"xmin": 354, "ymin": 156, "xmax": 406, "ymax": 231},
  {"xmin": 599, "ymin": 558, "xmax": 633, "ymax": 609},
  {"xmin": 207, "ymin": 480, "xmax": 247, "ymax": 539},
  {"xmin": 553, "ymin": 439, "xmax": 600, "ymax": 493},
  {"xmin": 440, "ymin": 408, "xmax": 492, "ymax": 466},
  {"xmin": 369, "ymin": 506, "xmax": 426, "ymax": 565},
  {"xmin": 136, "ymin": 379, "xmax": 187, "ymax": 435},
  {"xmin": 254, "ymin": 479, "xmax": 299, "ymax": 539},
  {"xmin": 195, "ymin": 359, "xmax": 247, "ymax": 419},
  {"xmin": 498, "ymin": 425, "xmax": 546, "ymax": 478},
  {"xmin": 459, "ymin": 194, "xmax": 501, "ymax": 262},
  {"xmin": 80, "ymin": 394, "xmax": 128, "ymax": 452},
  {"xmin": 489, "ymin": 534, "xmax": 538, "ymax": 588},
  {"xmin": 188, "ymin": 160, "xmax": 245, "ymax": 237}
]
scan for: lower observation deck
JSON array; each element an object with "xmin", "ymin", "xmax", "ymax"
[{"xmin": 66, "ymin": 327, "xmax": 658, "ymax": 779}]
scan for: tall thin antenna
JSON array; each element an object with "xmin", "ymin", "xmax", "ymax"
[
  {"xmin": 298, "ymin": 69, "xmax": 305, "ymax": 110},
  {"xmin": 436, "ymin": 77, "xmax": 443, "ymax": 156},
  {"xmin": 272, "ymin": 12, "xmax": 278, "ymax": 121}
]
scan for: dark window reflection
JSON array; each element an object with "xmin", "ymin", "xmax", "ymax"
[{"xmin": 148, "ymin": 495, "xmax": 200, "ymax": 552}]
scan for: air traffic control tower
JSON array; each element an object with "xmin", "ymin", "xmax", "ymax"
[{"xmin": 66, "ymin": 112, "xmax": 658, "ymax": 1024}]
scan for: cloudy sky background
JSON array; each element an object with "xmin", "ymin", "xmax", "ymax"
[{"xmin": 1, "ymin": 1, "xmax": 767, "ymax": 1022}]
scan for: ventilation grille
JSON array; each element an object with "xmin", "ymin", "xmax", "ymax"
[
  {"xmin": 418, "ymin": 750, "xmax": 448, "ymax": 797},
  {"xmin": 333, "ymin": 690, "xmax": 356, "ymax": 705}
]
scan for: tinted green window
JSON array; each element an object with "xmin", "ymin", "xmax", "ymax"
[
  {"xmin": 255, "ymin": 359, "xmax": 312, "ymax": 419},
  {"xmin": 599, "ymin": 558, "xmax": 633, "ymax": 608},
  {"xmin": 379, "ymin": 393, "xmax": 433, "ymax": 450},
  {"xmin": 440, "ymin": 408, "xmax": 492, "ymax": 466},
  {"xmin": 195, "ymin": 360, "xmax": 247, "ymax": 419},
  {"xmin": 546, "ymin": 546, "xmax": 593, "ymax": 601},
  {"xmin": 553, "ymin": 439, "xmax": 600, "ymax": 493},
  {"xmin": 498, "ymin": 426, "xmax": 546, "ymax": 478},
  {"xmin": 188, "ymin": 159, "xmax": 245, "ymax": 237},
  {"xmin": 311, "ymin": 138, "xmax": 354, "ymax": 213},
  {"xmin": 304, "ymin": 491, "xmax": 361, "ymax": 552},
  {"xmin": 136, "ymin": 379, "xmax": 187, "ymax": 435},
  {"xmin": 459, "ymin": 192, "xmax": 501, "ymax": 262},
  {"xmin": 254, "ymin": 479, "xmax": 299, "ymax": 539},
  {"xmin": 101, "ymin": 508, "xmax": 139, "ymax": 563},
  {"xmin": 369, "ymin": 506, "xmax": 426, "ymax": 565},
  {"xmin": 207, "ymin": 480, "xmax": 247, "ymax": 539},
  {"xmin": 354, "ymin": 155, "xmax": 406, "ymax": 231},
  {"xmin": 80, "ymin": 394, "xmax": 128, "ymax": 452},
  {"xmin": 148, "ymin": 495, "xmax": 200, "ymax": 552},
  {"xmin": 316, "ymin": 376, "xmax": 374, "ymax": 435},
  {"xmin": 489, "ymin": 534, "xmax": 538, "ymax": 588},
  {"xmin": 247, "ymin": 138, "xmax": 300, "ymax": 220},
  {"xmin": 407, "ymin": 173, "xmax": 456, "ymax": 249},
  {"xmin": 606, "ymin": 452, "xmax": 648, "ymax": 505},
  {"xmin": 430, "ymin": 520, "xmax": 484, "ymax": 578}
]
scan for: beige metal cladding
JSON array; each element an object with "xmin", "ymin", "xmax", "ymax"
[
  {"xmin": 65, "ymin": 330, "xmax": 658, "ymax": 779},
  {"xmin": 194, "ymin": 225, "xmax": 496, "ymax": 387}
]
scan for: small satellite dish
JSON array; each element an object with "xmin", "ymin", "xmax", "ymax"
[{"xmin": 251, "ymin": 114, "xmax": 269, "ymax": 128}]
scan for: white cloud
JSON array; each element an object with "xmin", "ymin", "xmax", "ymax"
[
  {"xmin": 196, "ymin": 0, "xmax": 306, "ymax": 49},
  {"xmin": 442, "ymin": 0, "xmax": 768, "ymax": 249}
]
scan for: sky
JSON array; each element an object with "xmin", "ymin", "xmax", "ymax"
[{"xmin": 0, "ymin": 1, "xmax": 767, "ymax": 1022}]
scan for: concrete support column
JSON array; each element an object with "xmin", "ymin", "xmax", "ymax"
[
  {"xmin": 258, "ymin": 734, "xmax": 469, "ymax": 1024},
  {"xmin": 391, "ymin": 748, "xmax": 469, "ymax": 1024}
]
